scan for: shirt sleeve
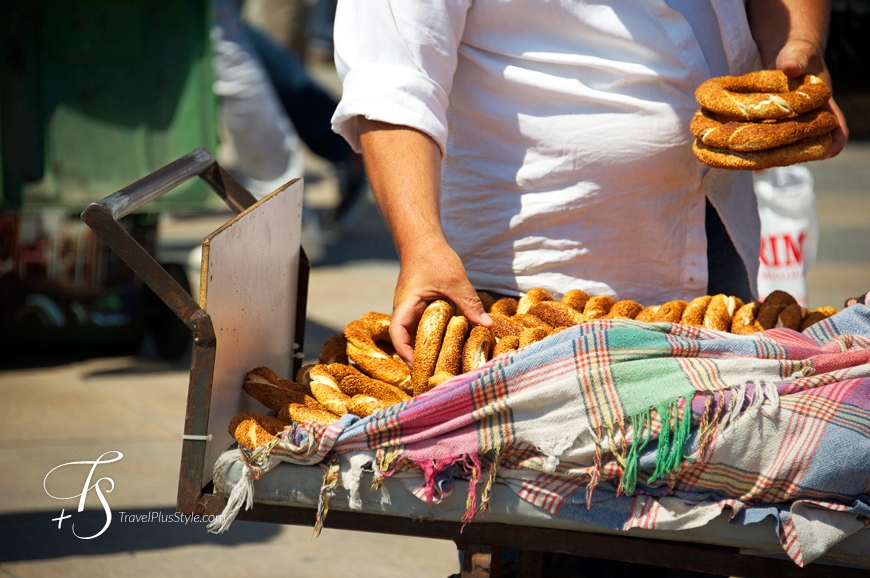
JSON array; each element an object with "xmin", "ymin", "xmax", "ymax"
[{"xmin": 331, "ymin": 0, "xmax": 473, "ymax": 154}]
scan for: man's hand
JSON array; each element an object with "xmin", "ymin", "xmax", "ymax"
[
  {"xmin": 775, "ymin": 40, "xmax": 849, "ymax": 158},
  {"xmin": 748, "ymin": 0, "xmax": 849, "ymax": 158},
  {"xmin": 390, "ymin": 238, "xmax": 490, "ymax": 363},
  {"xmin": 358, "ymin": 118, "xmax": 491, "ymax": 363}
]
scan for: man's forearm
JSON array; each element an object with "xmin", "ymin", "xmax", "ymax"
[
  {"xmin": 358, "ymin": 119, "xmax": 448, "ymax": 261},
  {"xmin": 747, "ymin": 0, "xmax": 831, "ymax": 70}
]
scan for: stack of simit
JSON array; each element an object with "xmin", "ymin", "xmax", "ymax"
[{"xmin": 691, "ymin": 70, "xmax": 838, "ymax": 170}]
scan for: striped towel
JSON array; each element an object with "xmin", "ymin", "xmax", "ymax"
[{"xmin": 215, "ymin": 304, "xmax": 870, "ymax": 566}]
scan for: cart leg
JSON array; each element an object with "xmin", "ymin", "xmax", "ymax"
[{"xmin": 458, "ymin": 542, "xmax": 501, "ymax": 578}]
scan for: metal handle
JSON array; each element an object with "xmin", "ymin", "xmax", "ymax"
[{"xmin": 80, "ymin": 148, "xmax": 258, "ymax": 330}]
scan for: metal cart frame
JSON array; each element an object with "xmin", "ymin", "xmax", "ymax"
[{"xmin": 83, "ymin": 150, "xmax": 869, "ymax": 578}]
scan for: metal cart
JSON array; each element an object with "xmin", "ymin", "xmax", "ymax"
[{"xmin": 82, "ymin": 149, "xmax": 870, "ymax": 578}]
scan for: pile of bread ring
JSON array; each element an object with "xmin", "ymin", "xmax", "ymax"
[
  {"xmin": 691, "ymin": 70, "xmax": 838, "ymax": 170},
  {"xmin": 229, "ymin": 287, "xmax": 839, "ymax": 447}
]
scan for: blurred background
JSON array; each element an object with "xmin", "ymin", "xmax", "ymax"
[{"xmin": 0, "ymin": 0, "xmax": 868, "ymax": 576}]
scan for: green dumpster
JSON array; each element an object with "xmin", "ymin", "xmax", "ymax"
[{"xmin": 0, "ymin": 0, "xmax": 219, "ymax": 361}]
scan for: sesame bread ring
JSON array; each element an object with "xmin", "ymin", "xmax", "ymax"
[
  {"xmin": 229, "ymin": 412, "xmax": 289, "ymax": 450},
  {"xmin": 606, "ymin": 300, "xmax": 644, "ymax": 320},
  {"xmin": 681, "ymin": 295, "xmax": 713, "ymax": 326},
  {"xmin": 583, "ymin": 295, "xmax": 615, "ymax": 320},
  {"xmin": 512, "ymin": 313, "xmax": 553, "ymax": 331},
  {"xmin": 493, "ymin": 335, "xmax": 520, "ymax": 357},
  {"xmin": 775, "ymin": 303, "xmax": 804, "ymax": 331},
  {"xmin": 528, "ymin": 301, "xmax": 582, "ymax": 327},
  {"xmin": 653, "ymin": 300, "xmax": 689, "ymax": 323},
  {"xmin": 243, "ymin": 380, "xmax": 314, "ymax": 413},
  {"xmin": 339, "ymin": 373, "xmax": 409, "ymax": 404},
  {"xmin": 519, "ymin": 326, "xmax": 550, "ymax": 348},
  {"xmin": 756, "ymin": 290, "xmax": 798, "ymax": 330},
  {"xmin": 348, "ymin": 395, "xmax": 394, "ymax": 418},
  {"xmin": 428, "ymin": 371, "xmax": 456, "ymax": 389},
  {"xmin": 490, "ymin": 297, "xmax": 519, "ymax": 317},
  {"xmin": 433, "ymin": 316, "xmax": 472, "ymax": 379},
  {"xmin": 308, "ymin": 364, "xmax": 352, "ymax": 415},
  {"xmin": 517, "ymin": 287, "xmax": 554, "ymax": 314},
  {"xmin": 562, "ymin": 289, "xmax": 591, "ymax": 313},
  {"xmin": 731, "ymin": 302, "xmax": 762, "ymax": 334},
  {"xmin": 489, "ymin": 313, "xmax": 524, "ymax": 339},
  {"xmin": 690, "ymin": 108, "xmax": 838, "ymax": 152},
  {"xmin": 635, "ymin": 305, "xmax": 660, "ymax": 322},
  {"xmin": 279, "ymin": 403, "xmax": 340, "ymax": 425},
  {"xmin": 462, "ymin": 326, "xmax": 495, "ymax": 373},
  {"xmin": 800, "ymin": 307, "xmax": 835, "ymax": 331},
  {"xmin": 410, "ymin": 300, "xmax": 455, "ymax": 396},
  {"xmin": 695, "ymin": 71, "xmax": 831, "ymax": 121},
  {"xmin": 319, "ymin": 332, "xmax": 349, "ymax": 365},
  {"xmin": 692, "ymin": 132, "xmax": 832, "ymax": 170},
  {"xmin": 345, "ymin": 312, "xmax": 411, "ymax": 386},
  {"xmin": 704, "ymin": 294, "xmax": 744, "ymax": 332}
]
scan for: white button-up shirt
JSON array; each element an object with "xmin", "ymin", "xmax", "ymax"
[{"xmin": 332, "ymin": 0, "xmax": 761, "ymax": 303}]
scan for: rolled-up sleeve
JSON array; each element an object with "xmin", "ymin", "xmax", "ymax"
[{"xmin": 331, "ymin": 0, "xmax": 472, "ymax": 154}]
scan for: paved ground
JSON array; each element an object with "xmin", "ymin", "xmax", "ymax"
[{"xmin": 1, "ymin": 88, "xmax": 868, "ymax": 577}]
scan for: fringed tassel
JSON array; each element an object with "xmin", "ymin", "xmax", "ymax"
[
  {"xmin": 207, "ymin": 462, "xmax": 257, "ymax": 534},
  {"xmin": 313, "ymin": 453, "xmax": 341, "ymax": 538},
  {"xmin": 648, "ymin": 399, "xmax": 692, "ymax": 484},
  {"xmin": 208, "ymin": 439, "xmax": 279, "ymax": 534},
  {"xmin": 586, "ymin": 427, "xmax": 603, "ymax": 507},
  {"xmin": 477, "ymin": 448, "xmax": 502, "ymax": 515},
  {"xmin": 621, "ymin": 409, "xmax": 651, "ymax": 496},
  {"xmin": 461, "ymin": 454, "xmax": 483, "ymax": 529}
]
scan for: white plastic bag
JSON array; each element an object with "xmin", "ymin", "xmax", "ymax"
[{"xmin": 754, "ymin": 166, "xmax": 820, "ymax": 307}]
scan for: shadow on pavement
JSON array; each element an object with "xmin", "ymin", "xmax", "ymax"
[{"xmin": 0, "ymin": 508, "xmax": 282, "ymax": 562}]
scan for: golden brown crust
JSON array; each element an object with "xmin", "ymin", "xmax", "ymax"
[
  {"xmin": 776, "ymin": 303, "xmax": 804, "ymax": 331},
  {"xmin": 653, "ymin": 300, "xmax": 689, "ymax": 323},
  {"xmin": 606, "ymin": 300, "xmax": 644, "ymax": 320},
  {"xmin": 519, "ymin": 327, "xmax": 550, "ymax": 348},
  {"xmin": 583, "ymin": 295, "xmax": 615, "ymax": 320},
  {"xmin": 461, "ymin": 326, "xmax": 495, "ymax": 374},
  {"xmin": 528, "ymin": 301, "xmax": 581, "ymax": 328},
  {"xmin": 229, "ymin": 412, "xmax": 289, "ymax": 450},
  {"xmin": 493, "ymin": 335, "xmax": 520, "ymax": 357},
  {"xmin": 427, "ymin": 371, "xmax": 456, "ymax": 388},
  {"xmin": 319, "ymin": 333, "xmax": 349, "ymax": 365},
  {"xmin": 409, "ymin": 300, "xmax": 454, "ymax": 396},
  {"xmin": 635, "ymin": 305, "xmax": 660, "ymax": 322},
  {"xmin": 247, "ymin": 366, "xmax": 310, "ymax": 395},
  {"xmin": 512, "ymin": 313, "xmax": 552, "ymax": 331},
  {"xmin": 690, "ymin": 108, "xmax": 838, "ymax": 151},
  {"xmin": 433, "ymin": 316, "xmax": 471, "ymax": 377},
  {"xmin": 517, "ymin": 288, "xmax": 554, "ymax": 314},
  {"xmin": 692, "ymin": 133, "xmax": 832, "ymax": 170},
  {"xmin": 490, "ymin": 297, "xmax": 519, "ymax": 317},
  {"xmin": 242, "ymin": 380, "xmax": 309, "ymax": 413},
  {"xmin": 295, "ymin": 363, "xmax": 316, "ymax": 387},
  {"xmin": 338, "ymin": 373, "xmax": 408, "ymax": 404},
  {"xmin": 279, "ymin": 403, "xmax": 340, "ymax": 425},
  {"xmin": 308, "ymin": 364, "xmax": 352, "ymax": 415},
  {"xmin": 344, "ymin": 312, "xmax": 411, "ymax": 385},
  {"xmin": 562, "ymin": 289, "xmax": 591, "ymax": 313},
  {"xmin": 695, "ymin": 71, "xmax": 831, "ymax": 120},
  {"xmin": 681, "ymin": 295, "xmax": 713, "ymax": 326},
  {"xmin": 731, "ymin": 302, "xmax": 762, "ymax": 334},
  {"xmin": 757, "ymin": 290, "xmax": 799, "ymax": 330},
  {"xmin": 489, "ymin": 313, "xmax": 523, "ymax": 339},
  {"xmin": 348, "ymin": 395, "xmax": 394, "ymax": 418},
  {"xmin": 800, "ymin": 308, "xmax": 835, "ymax": 331},
  {"xmin": 704, "ymin": 294, "xmax": 743, "ymax": 332}
]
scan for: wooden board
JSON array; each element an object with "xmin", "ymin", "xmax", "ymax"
[{"xmin": 199, "ymin": 179, "xmax": 303, "ymax": 485}]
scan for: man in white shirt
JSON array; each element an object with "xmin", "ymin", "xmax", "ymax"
[{"xmin": 331, "ymin": 0, "xmax": 848, "ymax": 361}]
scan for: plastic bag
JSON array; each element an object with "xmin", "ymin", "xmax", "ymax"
[{"xmin": 754, "ymin": 166, "xmax": 820, "ymax": 307}]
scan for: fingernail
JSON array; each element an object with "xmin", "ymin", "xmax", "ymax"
[{"xmin": 481, "ymin": 313, "xmax": 493, "ymax": 325}]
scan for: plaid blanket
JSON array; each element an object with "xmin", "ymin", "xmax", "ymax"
[{"xmin": 213, "ymin": 304, "xmax": 870, "ymax": 566}]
